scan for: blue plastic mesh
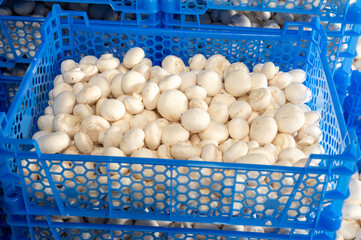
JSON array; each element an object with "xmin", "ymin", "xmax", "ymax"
[
  {"xmin": 0, "ymin": 7, "xmax": 357, "ymax": 238},
  {"xmin": 0, "ymin": 16, "xmax": 44, "ymax": 68},
  {"xmin": 161, "ymin": 0, "xmax": 353, "ymax": 21},
  {"xmin": 0, "ymin": 75, "xmax": 21, "ymax": 114}
]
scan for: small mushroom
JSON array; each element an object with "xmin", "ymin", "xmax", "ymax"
[
  {"xmin": 99, "ymin": 99, "xmax": 125, "ymax": 122},
  {"xmin": 250, "ymin": 116, "xmax": 278, "ymax": 145},
  {"xmin": 269, "ymin": 72, "xmax": 292, "ymax": 89},
  {"xmin": 73, "ymin": 104, "xmax": 93, "ymax": 121},
  {"xmin": 79, "ymin": 55, "xmax": 98, "ymax": 65},
  {"xmin": 228, "ymin": 100, "xmax": 252, "ymax": 120},
  {"xmin": 149, "ymin": 66, "xmax": 169, "ymax": 84},
  {"xmin": 157, "ymin": 89, "xmax": 188, "ymax": 121},
  {"xmin": 162, "ymin": 55, "xmax": 186, "ymax": 74},
  {"xmin": 228, "ymin": 117, "xmax": 249, "ymax": 140},
  {"xmin": 185, "ymin": 85, "xmax": 207, "ymax": 100},
  {"xmin": 53, "ymin": 113, "xmax": 80, "ymax": 138},
  {"xmin": 181, "ymin": 108, "xmax": 211, "ymax": 133},
  {"xmin": 268, "ymin": 86, "xmax": 286, "ymax": 106},
  {"xmin": 250, "ymin": 72, "xmax": 268, "ymax": 92},
  {"xmin": 171, "ymin": 142, "xmax": 201, "ymax": 159},
  {"xmin": 157, "ymin": 145, "xmax": 172, "ymax": 159},
  {"xmin": 211, "ymin": 90, "xmax": 236, "ymax": 106},
  {"xmin": 144, "ymin": 122, "xmax": 162, "ymax": 150},
  {"xmin": 159, "ymin": 74, "xmax": 182, "ymax": 92},
  {"xmin": 80, "ymin": 115, "xmax": 110, "ymax": 143},
  {"xmin": 272, "ymin": 133, "xmax": 296, "ymax": 150},
  {"xmin": 248, "ymin": 88, "xmax": 272, "ymax": 110},
  {"xmin": 188, "ymin": 54, "xmax": 206, "ymax": 70},
  {"xmin": 53, "ymin": 91, "xmax": 76, "ymax": 115},
  {"xmin": 199, "ymin": 121, "xmax": 229, "ymax": 144},
  {"xmin": 279, "ymin": 147, "xmax": 306, "ymax": 165},
  {"xmin": 285, "ymin": 82, "xmax": 312, "ymax": 103},
  {"xmin": 101, "ymin": 69, "xmax": 120, "ymax": 82},
  {"xmin": 189, "ymin": 98, "xmax": 208, "ymax": 111},
  {"xmin": 123, "ymin": 93, "xmax": 144, "ymax": 114},
  {"xmin": 74, "ymin": 132, "xmax": 93, "ymax": 155},
  {"xmin": 110, "ymin": 74, "xmax": 124, "ymax": 98},
  {"xmin": 304, "ymin": 111, "xmax": 321, "ymax": 125},
  {"xmin": 236, "ymin": 153, "xmax": 269, "ymax": 165},
  {"xmin": 96, "ymin": 53, "xmax": 120, "ymax": 72},
  {"xmin": 162, "ymin": 123, "xmax": 190, "ymax": 146},
  {"xmin": 208, "ymin": 102, "xmax": 229, "ymax": 124},
  {"xmin": 80, "ymin": 64, "xmax": 98, "ymax": 81},
  {"xmin": 123, "ymin": 47, "xmax": 145, "ymax": 69},
  {"xmin": 274, "ymin": 104, "xmax": 305, "ymax": 133},
  {"xmin": 103, "ymin": 126, "xmax": 123, "ymax": 148},
  {"xmin": 201, "ymin": 143, "xmax": 222, "ymax": 162},
  {"xmin": 61, "ymin": 59, "xmax": 78, "ymax": 74},
  {"xmin": 37, "ymin": 132, "xmax": 71, "ymax": 154},
  {"xmin": 261, "ymin": 62, "xmax": 278, "ymax": 80},
  {"xmin": 179, "ymin": 72, "xmax": 197, "ymax": 92},
  {"xmin": 223, "ymin": 141, "xmax": 248, "ymax": 163},
  {"xmin": 297, "ymin": 124, "xmax": 322, "ymax": 144},
  {"xmin": 197, "ymin": 70, "xmax": 223, "ymax": 96},
  {"xmin": 225, "ymin": 70, "xmax": 252, "ymax": 97},
  {"xmin": 88, "ymin": 75, "xmax": 111, "ymax": 98},
  {"xmin": 289, "ymin": 69, "xmax": 307, "ymax": 83},
  {"xmin": 37, "ymin": 115, "xmax": 54, "ymax": 132},
  {"xmin": 121, "ymin": 70, "xmax": 146, "ymax": 94},
  {"xmin": 119, "ymin": 128, "xmax": 145, "ymax": 155},
  {"xmin": 76, "ymin": 85, "xmax": 102, "ymax": 105},
  {"xmin": 205, "ymin": 54, "xmax": 230, "ymax": 77}
]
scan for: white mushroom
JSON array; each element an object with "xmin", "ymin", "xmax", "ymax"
[
  {"xmin": 228, "ymin": 100, "xmax": 252, "ymax": 120},
  {"xmin": 272, "ymin": 133, "xmax": 296, "ymax": 150},
  {"xmin": 73, "ymin": 104, "xmax": 93, "ymax": 121},
  {"xmin": 171, "ymin": 142, "xmax": 201, "ymax": 159},
  {"xmin": 103, "ymin": 126, "xmax": 123, "ymax": 148},
  {"xmin": 199, "ymin": 121, "xmax": 229, "ymax": 144},
  {"xmin": 37, "ymin": 132, "xmax": 71, "ymax": 154},
  {"xmin": 224, "ymin": 62, "xmax": 249, "ymax": 77},
  {"xmin": 53, "ymin": 75, "xmax": 64, "ymax": 87},
  {"xmin": 297, "ymin": 124, "xmax": 322, "ymax": 143},
  {"xmin": 304, "ymin": 111, "xmax": 321, "ymax": 125},
  {"xmin": 110, "ymin": 73, "xmax": 124, "ymax": 98},
  {"xmin": 120, "ymin": 128, "xmax": 145, "ymax": 155},
  {"xmin": 80, "ymin": 115, "xmax": 110, "ymax": 143},
  {"xmin": 157, "ymin": 89, "xmax": 188, "ymax": 121},
  {"xmin": 249, "ymin": 116, "xmax": 278, "ymax": 145},
  {"xmin": 223, "ymin": 141, "xmax": 248, "ymax": 163},
  {"xmin": 79, "ymin": 55, "xmax": 98, "ymax": 65},
  {"xmin": 159, "ymin": 74, "xmax": 182, "ymax": 92},
  {"xmin": 179, "ymin": 72, "xmax": 197, "ymax": 92},
  {"xmin": 141, "ymin": 82, "xmax": 160, "ymax": 110},
  {"xmin": 181, "ymin": 108, "xmax": 211, "ymax": 133},
  {"xmin": 144, "ymin": 122, "xmax": 162, "ymax": 150},
  {"xmin": 32, "ymin": 131, "xmax": 50, "ymax": 141},
  {"xmin": 61, "ymin": 59, "xmax": 77, "ymax": 74},
  {"xmin": 37, "ymin": 115, "xmax": 54, "ymax": 132},
  {"xmin": 274, "ymin": 104, "xmax": 305, "ymax": 133},
  {"xmin": 228, "ymin": 117, "xmax": 249, "ymax": 140},
  {"xmin": 208, "ymin": 102, "xmax": 229, "ymax": 124},
  {"xmin": 149, "ymin": 66, "xmax": 169, "ymax": 84},
  {"xmin": 88, "ymin": 75, "xmax": 111, "ymax": 98},
  {"xmin": 123, "ymin": 93, "xmax": 144, "ymax": 114},
  {"xmin": 157, "ymin": 144, "xmax": 172, "ymax": 159},
  {"xmin": 80, "ymin": 64, "xmax": 98, "ymax": 81},
  {"xmin": 53, "ymin": 91, "xmax": 76, "ymax": 115},
  {"xmin": 185, "ymin": 85, "xmax": 207, "ymax": 100},
  {"xmin": 96, "ymin": 53, "xmax": 120, "ymax": 72},
  {"xmin": 261, "ymin": 62, "xmax": 278, "ymax": 80},
  {"xmin": 211, "ymin": 90, "xmax": 236, "ymax": 106},
  {"xmin": 201, "ymin": 143, "xmax": 222, "ymax": 162},
  {"xmin": 338, "ymin": 220, "xmax": 357, "ymax": 240},
  {"xmin": 74, "ymin": 132, "xmax": 94, "ymax": 155},
  {"xmin": 224, "ymin": 70, "xmax": 252, "ymax": 97},
  {"xmin": 269, "ymin": 72, "xmax": 292, "ymax": 89},
  {"xmin": 250, "ymin": 72, "xmax": 268, "ymax": 92},
  {"xmin": 197, "ymin": 70, "xmax": 223, "ymax": 96},
  {"xmin": 162, "ymin": 55, "xmax": 186, "ymax": 74},
  {"xmin": 188, "ymin": 54, "xmax": 206, "ymax": 70},
  {"xmin": 205, "ymin": 54, "xmax": 230, "ymax": 77},
  {"xmin": 289, "ymin": 69, "xmax": 307, "ymax": 83},
  {"xmin": 189, "ymin": 98, "xmax": 208, "ymax": 111},
  {"xmin": 63, "ymin": 67, "xmax": 86, "ymax": 84},
  {"xmin": 72, "ymin": 82, "xmax": 85, "ymax": 97},
  {"xmin": 44, "ymin": 106, "xmax": 54, "ymax": 116},
  {"xmin": 236, "ymin": 153, "xmax": 269, "ymax": 165},
  {"xmin": 99, "ymin": 99, "xmax": 125, "ymax": 121},
  {"xmin": 285, "ymin": 82, "xmax": 312, "ymax": 103},
  {"xmin": 162, "ymin": 123, "xmax": 190, "ymax": 146},
  {"xmin": 123, "ymin": 47, "xmax": 145, "ymax": 69},
  {"xmin": 76, "ymin": 85, "xmax": 102, "ymax": 105},
  {"xmin": 268, "ymin": 86, "xmax": 286, "ymax": 106},
  {"xmin": 53, "ymin": 113, "xmax": 80, "ymax": 138},
  {"xmin": 121, "ymin": 70, "xmax": 146, "ymax": 94},
  {"xmin": 52, "ymin": 82, "xmax": 73, "ymax": 99},
  {"xmin": 248, "ymin": 88, "xmax": 272, "ymax": 110},
  {"xmin": 279, "ymin": 147, "xmax": 306, "ymax": 165}
]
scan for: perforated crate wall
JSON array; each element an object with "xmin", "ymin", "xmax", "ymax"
[{"xmin": 0, "ymin": 6, "xmax": 358, "ymax": 240}]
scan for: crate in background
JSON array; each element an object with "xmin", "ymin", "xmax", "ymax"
[{"xmin": 0, "ymin": 5, "xmax": 358, "ymax": 240}]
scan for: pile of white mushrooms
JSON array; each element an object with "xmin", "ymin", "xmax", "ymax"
[{"xmin": 33, "ymin": 47, "xmax": 324, "ymax": 167}]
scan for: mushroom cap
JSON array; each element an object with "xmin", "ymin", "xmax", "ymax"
[
  {"xmin": 121, "ymin": 70, "xmax": 146, "ymax": 94},
  {"xmin": 208, "ymin": 102, "xmax": 229, "ymax": 124},
  {"xmin": 197, "ymin": 70, "xmax": 223, "ymax": 96},
  {"xmin": 123, "ymin": 47, "xmax": 145, "ymax": 69},
  {"xmin": 99, "ymin": 99, "xmax": 125, "ymax": 122},
  {"xmin": 228, "ymin": 117, "xmax": 249, "ymax": 140},
  {"xmin": 228, "ymin": 100, "xmax": 252, "ymax": 120},
  {"xmin": 250, "ymin": 116, "xmax": 278, "ymax": 145},
  {"xmin": 274, "ymin": 104, "xmax": 305, "ymax": 133},
  {"xmin": 157, "ymin": 89, "xmax": 188, "ymax": 121},
  {"xmin": 181, "ymin": 108, "xmax": 211, "ymax": 133},
  {"xmin": 199, "ymin": 121, "xmax": 229, "ymax": 144},
  {"xmin": 224, "ymin": 70, "xmax": 252, "ymax": 97}
]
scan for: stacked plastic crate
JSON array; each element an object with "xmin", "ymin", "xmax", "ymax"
[{"xmin": 0, "ymin": 1, "xmax": 360, "ymax": 240}]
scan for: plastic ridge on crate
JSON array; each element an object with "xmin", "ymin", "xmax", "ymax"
[
  {"xmin": 161, "ymin": 0, "xmax": 358, "ymax": 21},
  {"xmin": 0, "ymin": 5, "xmax": 359, "ymax": 239},
  {"xmin": 29, "ymin": 0, "xmax": 160, "ymax": 13},
  {"xmin": 1, "ymin": 214, "xmax": 351, "ymax": 240}
]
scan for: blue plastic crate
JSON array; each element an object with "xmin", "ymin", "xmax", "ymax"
[
  {"xmin": 0, "ymin": 1, "xmax": 161, "ymax": 68},
  {"xmin": 0, "ymin": 5, "xmax": 359, "ymax": 239},
  {"xmin": 1, "ymin": 214, "xmax": 348, "ymax": 240},
  {"xmin": 0, "ymin": 74, "xmax": 22, "ymax": 114},
  {"xmin": 0, "ymin": 15, "xmax": 44, "ymax": 68}
]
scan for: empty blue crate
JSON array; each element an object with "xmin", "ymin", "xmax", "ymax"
[{"xmin": 0, "ymin": 5, "xmax": 359, "ymax": 240}]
